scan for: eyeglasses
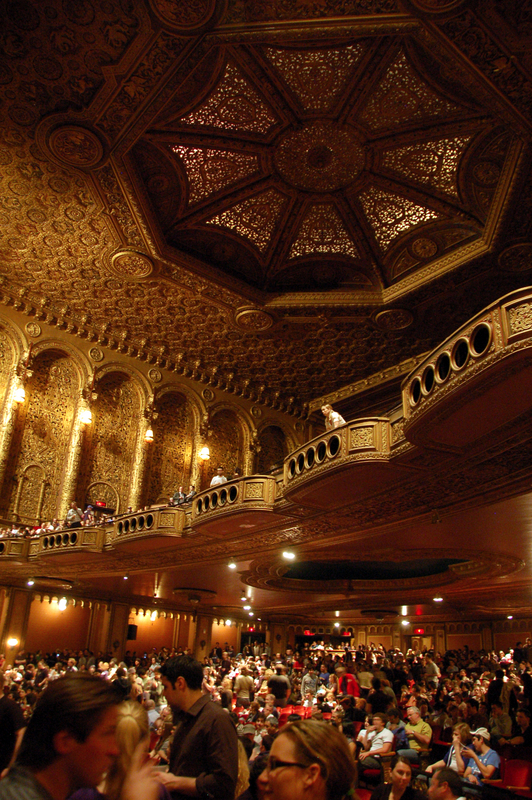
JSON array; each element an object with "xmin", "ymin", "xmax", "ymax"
[{"xmin": 265, "ymin": 756, "xmax": 309, "ymax": 772}]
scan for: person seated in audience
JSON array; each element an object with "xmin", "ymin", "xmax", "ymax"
[
  {"xmin": 184, "ymin": 484, "xmax": 196, "ymax": 502},
  {"xmin": 370, "ymin": 755, "xmax": 425, "ymax": 800},
  {"xmin": 172, "ymin": 487, "xmax": 186, "ymax": 505},
  {"xmin": 398, "ymin": 706, "xmax": 432, "ymax": 763},
  {"xmin": 498, "ymin": 705, "xmax": 532, "ymax": 747},
  {"xmin": 462, "ymin": 727, "xmax": 500, "ymax": 786},
  {"xmin": 488, "ymin": 699, "xmax": 512, "ymax": 744},
  {"xmin": 357, "ymin": 712, "xmax": 394, "ymax": 769},
  {"xmin": 427, "ymin": 767, "xmax": 464, "ymax": 800},
  {"xmin": 426, "ymin": 722, "xmax": 471, "ymax": 776}
]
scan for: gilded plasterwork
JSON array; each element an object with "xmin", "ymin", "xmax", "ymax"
[
  {"xmin": 207, "ymin": 410, "xmax": 244, "ymax": 485},
  {"xmin": 5, "ymin": 351, "xmax": 78, "ymax": 522},
  {"xmin": 80, "ymin": 374, "xmax": 141, "ymax": 514},
  {"xmin": 359, "ymin": 187, "xmax": 440, "ymax": 250},
  {"xmin": 256, "ymin": 426, "xmax": 287, "ymax": 473},
  {"xmin": 179, "ymin": 62, "xmax": 278, "ymax": 133},
  {"xmin": 0, "ymin": 332, "xmax": 15, "ymax": 413},
  {"xmin": 381, "ymin": 136, "xmax": 472, "ymax": 197},
  {"xmin": 146, "ymin": 392, "xmax": 194, "ymax": 503},
  {"xmin": 264, "ymin": 45, "xmax": 365, "ymax": 112},
  {"xmin": 172, "ymin": 146, "xmax": 259, "ymax": 205}
]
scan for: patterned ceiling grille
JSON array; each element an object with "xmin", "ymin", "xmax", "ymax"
[
  {"xmin": 381, "ymin": 136, "xmax": 473, "ymax": 198},
  {"xmin": 171, "ymin": 146, "xmax": 260, "ymax": 205},
  {"xmin": 178, "ymin": 61, "xmax": 279, "ymax": 133},
  {"xmin": 205, "ymin": 188, "xmax": 288, "ymax": 253},
  {"xmin": 289, "ymin": 204, "xmax": 359, "ymax": 259},
  {"xmin": 359, "ymin": 52, "xmax": 464, "ymax": 131},
  {"xmin": 263, "ymin": 44, "xmax": 365, "ymax": 112},
  {"xmin": 359, "ymin": 186, "xmax": 440, "ymax": 250}
]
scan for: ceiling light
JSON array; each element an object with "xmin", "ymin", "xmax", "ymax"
[
  {"xmin": 123, "ymin": 575, "xmax": 128, "ymax": 580},
  {"xmin": 334, "ymin": 622, "xmax": 340, "ymax": 627},
  {"xmin": 228, "ymin": 559, "xmax": 237, "ymax": 570},
  {"xmin": 335, "ymin": 610, "xmax": 339, "ymax": 617},
  {"xmin": 244, "ymin": 605, "xmax": 251, "ymax": 610},
  {"xmin": 241, "ymin": 595, "xmax": 247, "ymax": 601},
  {"xmin": 282, "ymin": 550, "xmax": 295, "ymax": 560},
  {"xmin": 507, "ymin": 615, "xmax": 513, "ymax": 619},
  {"xmin": 401, "ymin": 619, "xmax": 410, "ymax": 626},
  {"xmin": 27, "ymin": 579, "xmax": 35, "ymax": 586},
  {"xmin": 433, "ymin": 597, "xmax": 443, "ymax": 602},
  {"xmin": 249, "ymin": 611, "xmax": 254, "ymax": 616}
]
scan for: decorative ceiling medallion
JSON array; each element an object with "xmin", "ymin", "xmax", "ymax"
[
  {"xmin": 411, "ymin": 237, "xmax": 438, "ymax": 258},
  {"xmin": 275, "ymin": 120, "xmax": 365, "ymax": 191},
  {"xmin": 148, "ymin": 368, "xmax": 162, "ymax": 383},
  {"xmin": 235, "ymin": 308, "xmax": 274, "ymax": 331},
  {"xmin": 374, "ymin": 309, "xmax": 414, "ymax": 330},
  {"xmin": 150, "ymin": 0, "xmax": 217, "ymax": 31},
  {"xmin": 110, "ymin": 250, "xmax": 153, "ymax": 280},
  {"xmin": 498, "ymin": 243, "xmax": 532, "ymax": 272},
  {"xmin": 202, "ymin": 388, "xmax": 215, "ymax": 401},
  {"xmin": 89, "ymin": 347, "xmax": 104, "ymax": 362},
  {"xmin": 48, "ymin": 125, "xmax": 105, "ymax": 169},
  {"xmin": 251, "ymin": 406, "xmax": 262, "ymax": 417},
  {"xmin": 25, "ymin": 322, "xmax": 41, "ymax": 338}
]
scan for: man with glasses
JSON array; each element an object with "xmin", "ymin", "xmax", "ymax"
[
  {"xmin": 398, "ymin": 706, "xmax": 432, "ymax": 764},
  {"xmin": 461, "ymin": 727, "xmax": 500, "ymax": 787}
]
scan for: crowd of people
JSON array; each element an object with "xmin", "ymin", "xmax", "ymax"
[{"xmin": 1, "ymin": 639, "xmax": 532, "ymax": 799}]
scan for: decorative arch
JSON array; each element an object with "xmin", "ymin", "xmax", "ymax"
[
  {"xmin": 79, "ymin": 370, "xmax": 143, "ymax": 514},
  {"xmin": 85, "ymin": 481, "xmax": 120, "ymax": 513},
  {"xmin": 206, "ymin": 404, "xmax": 250, "ymax": 479},
  {"xmin": 0, "ymin": 322, "xmax": 20, "ymax": 419},
  {"xmin": 93, "ymin": 362, "xmax": 151, "ymax": 408},
  {"xmin": 146, "ymin": 387, "xmax": 199, "ymax": 504},
  {"xmin": 4, "ymin": 349, "xmax": 81, "ymax": 523},
  {"xmin": 255, "ymin": 423, "xmax": 290, "ymax": 473},
  {"xmin": 29, "ymin": 340, "xmax": 91, "ymax": 391}
]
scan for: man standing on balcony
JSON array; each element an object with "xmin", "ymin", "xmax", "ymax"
[{"xmin": 210, "ymin": 468, "xmax": 227, "ymax": 487}]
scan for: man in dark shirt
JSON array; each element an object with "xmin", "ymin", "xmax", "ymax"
[
  {"xmin": 158, "ymin": 655, "xmax": 238, "ymax": 800},
  {"xmin": 267, "ymin": 664, "xmax": 291, "ymax": 708},
  {"xmin": 0, "ymin": 671, "xmax": 25, "ymax": 775},
  {"xmin": 499, "ymin": 707, "xmax": 532, "ymax": 748}
]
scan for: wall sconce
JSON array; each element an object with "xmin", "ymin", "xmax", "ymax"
[
  {"xmin": 58, "ymin": 597, "xmax": 67, "ymax": 611},
  {"xmin": 80, "ymin": 408, "xmax": 92, "ymax": 425},
  {"xmin": 7, "ymin": 637, "xmax": 19, "ymax": 647},
  {"xmin": 14, "ymin": 386, "xmax": 26, "ymax": 403},
  {"xmin": 150, "ymin": 610, "xmax": 157, "ymax": 621},
  {"xmin": 199, "ymin": 445, "xmax": 210, "ymax": 460},
  {"xmin": 145, "ymin": 428, "xmax": 154, "ymax": 442}
]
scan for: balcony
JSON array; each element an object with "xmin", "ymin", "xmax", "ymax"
[
  {"xmin": 402, "ymin": 287, "xmax": 532, "ymax": 452},
  {"xmin": 283, "ymin": 418, "xmax": 408, "ymax": 509},
  {"xmin": 191, "ymin": 476, "xmax": 279, "ymax": 537},
  {"xmin": 111, "ymin": 507, "xmax": 186, "ymax": 551}
]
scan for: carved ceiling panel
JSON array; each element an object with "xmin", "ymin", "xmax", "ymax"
[{"xmin": 0, "ymin": 0, "xmax": 530, "ymax": 411}]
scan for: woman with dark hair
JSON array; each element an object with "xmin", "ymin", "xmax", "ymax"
[
  {"xmin": 370, "ymin": 756, "xmax": 424, "ymax": 800},
  {"xmin": 258, "ymin": 719, "xmax": 356, "ymax": 800}
]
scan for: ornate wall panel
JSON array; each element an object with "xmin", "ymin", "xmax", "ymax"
[
  {"xmin": 5, "ymin": 351, "xmax": 78, "ymax": 523},
  {"xmin": 0, "ymin": 330, "xmax": 16, "ymax": 414},
  {"xmin": 79, "ymin": 373, "xmax": 141, "ymax": 514},
  {"xmin": 207, "ymin": 409, "xmax": 244, "ymax": 479},
  {"xmin": 256, "ymin": 425, "xmax": 287, "ymax": 474},
  {"xmin": 147, "ymin": 391, "xmax": 194, "ymax": 503}
]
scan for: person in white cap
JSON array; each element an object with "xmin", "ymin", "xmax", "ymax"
[{"xmin": 462, "ymin": 727, "xmax": 500, "ymax": 786}]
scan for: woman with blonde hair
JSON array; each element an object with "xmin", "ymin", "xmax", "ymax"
[
  {"xmin": 70, "ymin": 700, "xmax": 170, "ymax": 800},
  {"xmin": 425, "ymin": 722, "xmax": 471, "ymax": 775},
  {"xmin": 258, "ymin": 719, "xmax": 356, "ymax": 800}
]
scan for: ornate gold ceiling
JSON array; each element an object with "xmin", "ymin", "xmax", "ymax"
[{"xmin": 1, "ymin": 0, "xmax": 532, "ymax": 410}]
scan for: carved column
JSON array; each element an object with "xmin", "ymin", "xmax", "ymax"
[
  {"xmin": 58, "ymin": 396, "xmax": 91, "ymax": 520},
  {"xmin": 0, "ymin": 373, "xmax": 25, "ymax": 496},
  {"xmin": 128, "ymin": 417, "xmax": 151, "ymax": 511}
]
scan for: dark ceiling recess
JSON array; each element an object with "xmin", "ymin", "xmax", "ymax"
[{"xmin": 284, "ymin": 559, "xmax": 464, "ymax": 582}]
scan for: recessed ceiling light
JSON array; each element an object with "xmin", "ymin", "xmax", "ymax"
[
  {"xmin": 401, "ymin": 619, "xmax": 410, "ymax": 626},
  {"xmin": 507, "ymin": 615, "xmax": 513, "ymax": 619},
  {"xmin": 334, "ymin": 622, "xmax": 340, "ymax": 627},
  {"xmin": 249, "ymin": 611, "xmax": 254, "ymax": 616},
  {"xmin": 282, "ymin": 550, "xmax": 295, "ymax": 560},
  {"xmin": 228, "ymin": 559, "xmax": 237, "ymax": 570},
  {"xmin": 244, "ymin": 605, "xmax": 251, "ymax": 610},
  {"xmin": 433, "ymin": 597, "xmax": 443, "ymax": 602}
]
